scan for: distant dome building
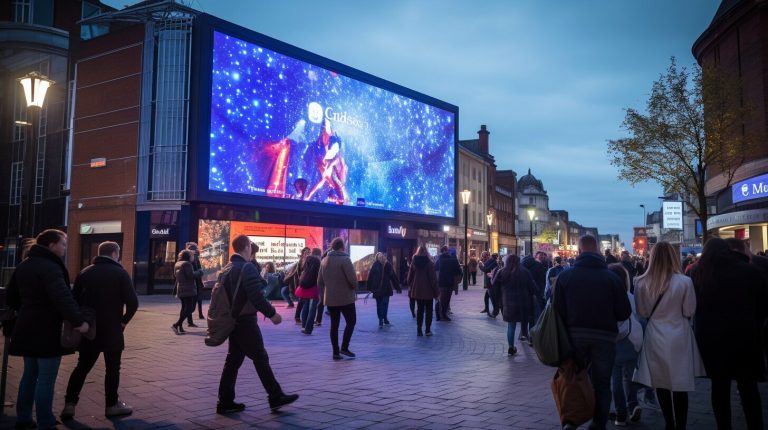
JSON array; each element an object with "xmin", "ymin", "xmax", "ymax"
[{"xmin": 518, "ymin": 168, "xmax": 550, "ymax": 254}]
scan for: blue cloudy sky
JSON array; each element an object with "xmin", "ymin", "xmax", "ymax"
[{"xmin": 107, "ymin": 0, "xmax": 721, "ymax": 244}]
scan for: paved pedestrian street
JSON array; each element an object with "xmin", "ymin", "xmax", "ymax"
[{"xmin": 0, "ymin": 288, "xmax": 765, "ymax": 429}]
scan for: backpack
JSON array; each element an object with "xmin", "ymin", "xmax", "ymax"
[{"xmin": 205, "ymin": 263, "xmax": 248, "ymax": 347}]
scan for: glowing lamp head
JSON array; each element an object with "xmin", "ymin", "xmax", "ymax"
[
  {"xmin": 18, "ymin": 72, "xmax": 54, "ymax": 108},
  {"xmin": 527, "ymin": 208, "xmax": 535, "ymax": 221},
  {"xmin": 486, "ymin": 212, "xmax": 493, "ymax": 226},
  {"xmin": 460, "ymin": 189, "xmax": 471, "ymax": 205}
]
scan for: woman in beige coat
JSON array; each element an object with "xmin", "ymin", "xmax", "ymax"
[
  {"xmin": 633, "ymin": 242, "xmax": 704, "ymax": 430},
  {"xmin": 318, "ymin": 237, "xmax": 358, "ymax": 360}
]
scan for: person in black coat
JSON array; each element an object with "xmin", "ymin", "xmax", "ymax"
[
  {"xmin": 367, "ymin": 253, "xmax": 401, "ymax": 327},
  {"xmin": 6, "ymin": 229, "xmax": 89, "ymax": 430},
  {"xmin": 690, "ymin": 238, "xmax": 767, "ymax": 430},
  {"xmin": 434, "ymin": 246, "xmax": 462, "ymax": 321},
  {"xmin": 479, "ymin": 252, "xmax": 500, "ymax": 316},
  {"xmin": 492, "ymin": 254, "xmax": 536, "ymax": 356},
  {"xmin": 185, "ymin": 242, "xmax": 205, "ymax": 325},
  {"xmin": 61, "ymin": 241, "xmax": 139, "ymax": 420},
  {"xmin": 522, "ymin": 253, "xmax": 547, "ymax": 333}
]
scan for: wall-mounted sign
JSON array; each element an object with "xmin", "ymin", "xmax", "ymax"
[
  {"xmin": 707, "ymin": 208, "xmax": 768, "ymax": 230},
  {"xmin": 150, "ymin": 224, "xmax": 177, "ymax": 238},
  {"xmin": 732, "ymin": 173, "xmax": 768, "ymax": 204},
  {"xmin": 662, "ymin": 201, "xmax": 683, "ymax": 230},
  {"xmin": 386, "ymin": 224, "xmax": 415, "ymax": 239},
  {"xmin": 90, "ymin": 157, "xmax": 106, "ymax": 168}
]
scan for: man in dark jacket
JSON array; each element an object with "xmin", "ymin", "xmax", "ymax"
[
  {"xmin": 185, "ymin": 242, "xmax": 205, "ymax": 325},
  {"xmin": 619, "ymin": 251, "xmax": 637, "ymax": 293},
  {"xmin": 61, "ymin": 241, "xmax": 139, "ymax": 420},
  {"xmin": 554, "ymin": 235, "xmax": 631, "ymax": 430},
  {"xmin": 7, "ymin": 229, "xmax": 90, "ymax": 430},
  {"xmin": 216, "ymin": 234, "xmax": 298, "ymax": 414},
  {"xmin": 522, "ymin": 252, "xmax": 547, "ymax": 334},
  {"xmin": 479, "ymin": 252, "xmax": 499, "ymax": 316},
  {"xmin": 434, "ymin": 246, "xmax": 462, "ymax": 321}
]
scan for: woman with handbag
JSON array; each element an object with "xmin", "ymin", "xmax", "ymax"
[
  {"xmin": 492, "ymin": 254, "xmax": 535, "ymax": 356},
  {"xmin": 690, "ymin": 238, "xmax": 766, "ymax": 430},
  {"xmin": 367, "ymin": 253, "xmax": 402, "ymax": 327},
  {"xmin": 172, "ymin": 250, "xmax": 201, "ymax": 335},
  {"xmin": 633, "ymin": 241, "xmax": 705, "ymax": 430}
]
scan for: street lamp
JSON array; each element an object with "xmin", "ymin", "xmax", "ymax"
[
  {"xmin": 460, "ymin": 189, "xmax": 471, "ymax": 291},
  {"xmin": 639, "ymin": 204, "xmax": 646, "ymax": 229},
  {"xmin": 527, "ymin": 208, "xmax": 535, "ymax": 256},
  {"xmin": 486, "ymin": 211, "xmax": 493, "ymax": 253},
  {"xmin": 16, "ymin": 71, "xmax": 54, "ymax": 264}
]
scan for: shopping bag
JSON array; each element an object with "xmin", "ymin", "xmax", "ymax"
[
  {"xmin": 551, "ymin": 359, "xmax": 595, "ymax": 426},
  {"xmin": 530, "ymin": 301, "xmax": 572, "ymax": 366}
]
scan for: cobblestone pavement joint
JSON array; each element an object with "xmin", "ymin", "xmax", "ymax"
[{"xmin": 0, "ymin": 287, "xmax": 765, "ymax": 429}]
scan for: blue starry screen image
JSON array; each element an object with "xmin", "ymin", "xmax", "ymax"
[{"xmin": 208, "ymin": 31, "xmax": 456, "ymax": 218}]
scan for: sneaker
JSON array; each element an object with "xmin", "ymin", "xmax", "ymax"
[
  {"xmin": 187, "ymin": 322, "xmax": 199, "ymax": 328},
  {"xmin": 269, "ymin": 393, "xmax": 299, "ymax": 411},
  {"xmin": 417, "ymin": 330, "xmax": 423, "ymax": 337},
  {"xmin": 383, "ymin": 320, "xmax": 391, "ymax": 325},
  {"xmin": 60, "ymin": 403, "xmax": 76, "ymax": 420},
  {"xmin": 216, "ymin": 401, "xmax": 245, "ymax": 415},
  {"xmin": 301, "ymin": 329, "xmax": 311, "ymax": 335},
  {"xmin": 425, "ymin": 331, "xmax": 433, "ymax": 336},
  {"xmin": 340, "ymin": 349, "xmax": 356, "ymax": 358},
  {"xmin": 294, "ymin": 318, "xmax": 302, "ymax": 325},
  {"xmin": 480, "ymin": 309, "xmax": 489, "ymax": 314},
  {"xmin": 614, "ymin": 417, "xmax": 628, "ymax": 427},
  {"xmin": 379, "ymin": 320, "xmax": 384, "ymax": 328},
  {"xmin": 105, "ymin": 399, "xmax": 133, "ymax": 417},
  {"xmin": 198, "ymin": 315, "xmax": 205, "ymax": 320},
  {"xmin": 508, "ymin": 346, "xmax": 517, "ymax": 356},
  {"xmin": 332, "ymin": 353, "xmax": 343, "ymax": 360},
  {"xmin": 171, "ymin": 324, "xmax": 185, "ymax": 335},
  {"xmin": 630, "ymin": 405, "xmax": 642, "ymax": 422}
]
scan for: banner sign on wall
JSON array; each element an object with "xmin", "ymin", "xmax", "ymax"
[
  {"xmin": 732, "ymin": 173, "xmax": 768, "ymax": 204},
  {"xmin": 662, "ymin": 201, "xmax": 684, "ymax": 230}
]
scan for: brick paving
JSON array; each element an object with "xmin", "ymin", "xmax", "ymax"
[{"xmin": 0, "ymin": 287, "xmax": 765, "ymax": 429}]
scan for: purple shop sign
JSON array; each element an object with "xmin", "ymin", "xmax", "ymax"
[{"xmin": 732, "ymin": 173, "xmax": 768, "ymax": 204}]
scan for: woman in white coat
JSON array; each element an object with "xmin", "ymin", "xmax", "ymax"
[{"xmin": 633, "ymin": 241, "xmax": 705, "ymax": 430}]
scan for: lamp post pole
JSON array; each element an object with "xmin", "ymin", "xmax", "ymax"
[
  {"xmin": 486, "ymin": 211, "xmax": 493, "ymax": 254},
  {"xmin": 640, "ymin": 204, "xmax": 646, "ymax": 229},
  {"xmin": 461, "ymin": 190, "xmax": 471, "ymax": 291},
  {"xmin": 527, "ymin": 208, "xmax": 535, "ymax": 256}
]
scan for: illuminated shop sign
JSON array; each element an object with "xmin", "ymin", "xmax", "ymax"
[
  {"xmin": 208, "ymin": 31, "xmax": 456, "ymax": 218},
  {"xmin": 732, "ymin": 173, "xmax": 768, "ymax": 204}
]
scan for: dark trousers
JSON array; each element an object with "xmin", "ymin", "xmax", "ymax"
[
  {"xmin": 375, "ymin": 296, "xmax": 390, "ymax": 322},
  {"xmin": 218, "ymin": 318, "xmax": 282, "ymax": 404},
  {"xmin": 328, "ymin": 303, "xmax": 356, "ymax": 354},
  {"xmin": 416, "ymin": 299, "xmax": 433, "ymax": 333},
  {"xmin": 570, "ymin": 337, "xmax": 615, "ymax": 430},
  {"xmin": 294, "ymin": 299, "xmax": 305, "ymax": 321},
  {"xmin": 65, "ymin": 349, "xmax": 122, "ymax": 406},
  {"xmin": 711, "ymin": 378, "xmax": 763, "ymax": 430},
  {"xmin": 656, "ymin": 388, "xmax": 688, "ymax": 430},
  {"xmin": 470, "ymin": 271, "xmax": 477, "ymax": 285},
  {"xmin": 176, "ymin": 296, "xmax": 196, "ymax": 326},
  {"xmin": 187, "ymin": 287, "xmax": 203, "ymax": 323},
  {"xmin": 438, "ymin": 288, "xmax": 452, "ymax": 319},
  {"xmin": 483, "ymin": 289, "xmax": 499, "ymax": 314},
  {"xmin": 409, "ymin": 298, "xmax": 416, "ymax": 317},
  {"xmin": 316, "ymin": 303, "xmax": 324, "ymax": 324}
]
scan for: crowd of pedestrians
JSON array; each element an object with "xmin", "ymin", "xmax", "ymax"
[{"xmin": 3, "ymin": 227, "xmax": 767, "ymax": 430}]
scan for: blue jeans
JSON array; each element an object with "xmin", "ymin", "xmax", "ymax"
[
  {"xmin": 301, "ymin": 298, "xmax": 318, "ymax": 333},
  {"xmin": 280, "ymin": 286, "xmax": 293, "ymax": 306},
  {"xmin": 17, "ymin": 356, "xmax": 61, "ymax": 428},
  {"xmin": 571, "ymin": 337, "xmax": 616, "ymax": 430},
  {"xmin": 375, "ymin": 296, "xmax": 390, "ymax": 322},
  {"xmin": 506, "ymin": 322, "xmax": 529, "ymax": 347},
  {"xmin": 611, "ymin": 339, "xmax": 639, "ymax": 419}
]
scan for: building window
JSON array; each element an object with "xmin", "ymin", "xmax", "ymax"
[
  {"xmin": 13, "ymin": 0, "xmax": 32, "ymax": 23},
  {"xmin": 529, "ymin": 197, "xmax": 533, "ymax": 205},
  {"xmin": 34, "ymin": 104, "xmax": 48, "ymax": 204},
  {"xmin": 9, "ymin": 162, "xmax": 23, "ymax": 206},
  {"xmin": 81, "ymin": 2, "xmax": 109, "ymax": 39}
]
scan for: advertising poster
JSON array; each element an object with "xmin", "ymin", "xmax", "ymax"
[
  {"xmin": 662, "ymin": 201, "xmax": 684, "ymax": 230},
  {"xmin": 208, "ymin": 31, "xmax": 455, "ymax": 218},
  {"xmin": 229, "ymin": 221, "xmax": 323, "ymax": 271},
  {"xmin": 197, "ymin": 219, "xmax": 231, "ymax": 284}
]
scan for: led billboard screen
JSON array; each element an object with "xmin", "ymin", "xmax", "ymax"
[{"xmin": 207, "ymin": 31, "xmax": 456, "ymax": 218}]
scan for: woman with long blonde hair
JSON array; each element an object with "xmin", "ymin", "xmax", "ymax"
[{"xmin": 633, "ymin": 242, "xmax": 704, "ymax": 430}]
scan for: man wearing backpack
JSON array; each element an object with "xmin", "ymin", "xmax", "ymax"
[{"xmin": 216, "ymin": 234, "xmax": 298, "ymax": 414}]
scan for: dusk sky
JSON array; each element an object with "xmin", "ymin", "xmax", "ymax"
[{"xmin": 107, "ymin": 0, "xmax": 722, "ymax": 245}]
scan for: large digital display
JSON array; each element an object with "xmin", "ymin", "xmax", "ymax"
[{"xmin": 208, "ymin": 31, "xmax": 456, "ymax": 218}]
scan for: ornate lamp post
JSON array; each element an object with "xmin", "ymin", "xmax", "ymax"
[
  {"xmin": 486, "ymin": 211, "xmax": 493, "ymax": 253},
  {"xmin": 527, "ymin": 208, "xmax": 535, "ymax": 256},
  {"xmin": 16, "ymin": 71, "xmax": 54, "ymax": 263},
  {"xmin": 460, "ymin": 189, "xmax": 471, "ymax": 290},
  {"xmin": 640, "ymin": 204, "xmax": 646, "ymax": 228}
]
